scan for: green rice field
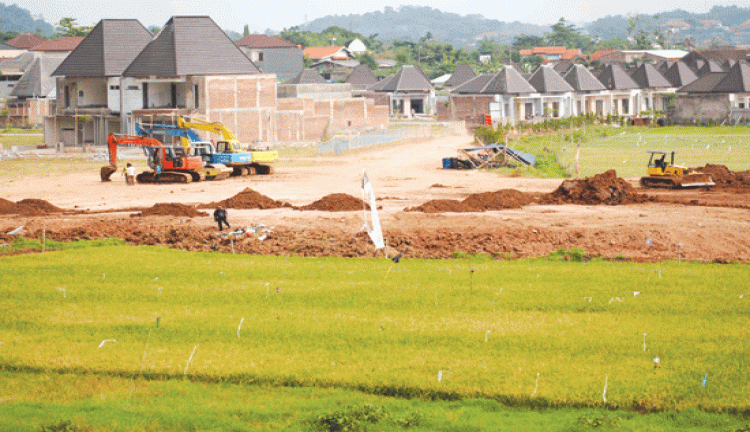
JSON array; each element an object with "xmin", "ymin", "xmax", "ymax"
[{"xmin": 1, "ymin": 245, "xmax": 749, "ymax": 430}]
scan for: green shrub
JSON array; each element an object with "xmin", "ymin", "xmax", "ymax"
[
  {"xmin": 311, "ymin": 404, "xmax": 386, "ymax": 432},
  {"xmin": 547, "ymin": 247, "xmax": 589, "ymax": 262},
  {"xmin": 40, "ymin": 421, "xmax": 91, "ymax": 432}
]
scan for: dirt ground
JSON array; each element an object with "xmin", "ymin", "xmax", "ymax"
[{"xmin": 1, "ymin": 131, "xmax": 750, "ymax": 262}]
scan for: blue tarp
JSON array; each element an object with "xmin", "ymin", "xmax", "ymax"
[{"xmin": 462, "ymin": 144, "xmax": 536, "ymax": 166}]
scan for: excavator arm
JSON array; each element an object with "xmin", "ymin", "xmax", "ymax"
[
  {"xmin": 101, "ymin": 134, "xmax": 164, "ymax": 181},
  {"xmin": 177, "ymin": 116, "xmax": 242, "ymax": 152}
]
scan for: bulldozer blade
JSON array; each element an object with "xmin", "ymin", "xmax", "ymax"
[
  {"xmin": 678, "ymin": 174, "xmax": 715, "ymax": 188},
  {"xmin": 100, "ymin": 166, "xmax": 117, "ymax": 182}
]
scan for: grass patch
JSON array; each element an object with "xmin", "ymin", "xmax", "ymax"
[
  {"xmin": 0, "ymin": 237, "xmax": 125, "ymax": 255},
  {"xmin": 0, "ymin": 158, "xmax": 122, "ymax": 181},
  {"xmin": 0, "ymin": 371, "xmax": 748, "ymax": 431},
  {"xmin": 1, "ymin": 246, "xmax": 749, "ymax": 414},
  {"xmin": 0, "ymin": 133, "xmax": 44, "ymax": 148}
]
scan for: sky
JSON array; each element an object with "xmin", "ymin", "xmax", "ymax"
[{"xmin": 8, "ymin": 0, "xmax": 745, "ymax": 33}]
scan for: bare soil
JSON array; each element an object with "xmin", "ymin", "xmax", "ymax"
[{"xmin": 2, "ymin": 132, "xmax": 750, "ymax": 262}]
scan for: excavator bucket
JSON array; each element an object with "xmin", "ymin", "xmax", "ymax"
[{"xmin": 100, "ymin": 166, "xmax": 117, "ymax": 182}]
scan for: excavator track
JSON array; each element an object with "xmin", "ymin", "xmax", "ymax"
[
  {"xmin": 136, "ymin": 171, "xmax": 193, "ymax": 184},
  {"xmin": 640, "ymin": 176, "xmax": 677, "ymax": 189}
]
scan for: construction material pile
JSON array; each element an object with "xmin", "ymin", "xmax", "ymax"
[
  {"xmin": 545, "ymin": 170, "xmax": 649, "ymax": 205},
  {"xmin": 133, "ymin": 203, "xmax": 207, "ymax": 218},
  {"xmin": 0, "ymin": 198, "xmax": 63, "ymax": 216},
  {"xmin": 699, "ymin": 164, "xmax": 750, "ymax": 189},
  {"xmin": 200, "ymin": 188, "xmax": 292, "ymax": 210},
  {"xmin": 406, "ymin": 189, "xmax": 535, "ymax": 213},
  {"xmin": 299, "ymin": 193, "xmax": 372, "ymax": 211}
]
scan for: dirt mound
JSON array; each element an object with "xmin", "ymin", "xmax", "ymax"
[
  {"xmin": 0, "ymin": 198, "xmax": 64, "ymax": 216},
  {"xmin": 406, "ymin": 189, "xmax": 535, "ymax": 213},
  {"xmin": 300, "ymin": 193, "xmax": 370, "ymax": 212},
  {"xmin": 134, "ymin": 203, "xmax": 207, "ymax": 218},
  {"xmin": 201, "ymin": 188, "xmax": 291, "ymax": 210},
  {"xmin": 544, "ymin": 170, "xmax": 649, "ymax": 205},
  {"xmin": 699, "ymin": 164, "xmax": 750, "ymax": 189}
]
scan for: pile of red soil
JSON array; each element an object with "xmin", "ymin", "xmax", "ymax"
[
  {"xmin": 699, "ymin": 164, "xmax": 750, "ymax": 189},
  {"xmin": 201, "ymin": 188, "xmax": 292, "ymax": 210},
  {"xmin": 544, "ymin": 170, "xmax": 649, "ymax": 205},
  {"xmin": 299, "ymin": 193, "xmax": 371, "ymax": 211},
  {"xmin": 406, "ymin": 189, "xmax": 535, "ymax": 213},
  {"xmin": 134, "ymin": 203, "xmax": 207, "ymax": 218},
  {"xmin": 0, "ymin": 198, "xmax": 64, "ymax": 216}
]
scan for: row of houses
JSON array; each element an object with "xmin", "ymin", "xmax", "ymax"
[{"xmin": 439, "ymin": 50, "xmax": 750, "ymax": 126}]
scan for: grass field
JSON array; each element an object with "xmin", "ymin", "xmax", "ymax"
[
  {"xmin": 0, "ymin": 130, "xmax": 44, "ymax": 149},
  {"xmin": 1, "ymin": 245, "xmax": 749, "ymax": 431},
  {"xmin": 511, "ymin": 125, "xmax": 750, "ymax": 178}
]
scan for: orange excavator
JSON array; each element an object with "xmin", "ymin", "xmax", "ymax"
[{"xmin": 100, "ymin": 133, "xmax": 206, "ymax": 183}]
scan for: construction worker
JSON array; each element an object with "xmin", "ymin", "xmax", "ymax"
[
  {"xmin": 124, "ymin": 163, "xmax": 136, "ymax": 185},
  {"xmin": 154, "ymin": 163, "xmax": 162, "ymax": 183},
  {"xmin": 214, "ymin": 206, "xmax": 230, "ymax": 231}
]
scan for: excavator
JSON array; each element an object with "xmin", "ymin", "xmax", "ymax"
[
  {"xmin": 100, "ymin": 133, "xmax": 205, "ymax": 183},
  {"xmin": 135, "ymin": 123, "xmax": 232, "ymax": 180},
  {"xmin": 177, "ymin": 116, "xmax": 278, "ymax": 175},
  {"xmin": 640, "ymin": 150, "xmax": 715, "ymax": 189}
]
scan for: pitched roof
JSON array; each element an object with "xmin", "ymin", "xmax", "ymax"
[
  {"xmin": 0, "ymin": 52, "xmax": 35, "ymax": 73},
  {"xmin": 0, "ymin": 43, "xmax": 21, "ymax": 51},
  {"xmin": 630, "ymin": 63, "xmax": 672, "ymax": 88},
  {"xmin": 712, "ymin": 61, "xmax": 750, "ymax": 93},
  {"xmin": 532, "ymin": 46, "xmax": 568, "ymax": 55},
  {"xmin": 561, "ymin": 49, "xmax": 582, "ymax": 60},
  {"xmin": 345, "ymin": 64, "xmax": 377, "ymax": 86},
  {"xmin": 563, "ymin": 64, "xmax": 606, "ymax": 91},
  {"xmin": 285, "ymin": 68, "xmax": 326, "ymax": 84},
  {"xmin": 450, "ymin": 74, "xmax": 494, "ymax": 94},
  {"xmin": 124, "ymin": 16, "xmax": 259, "ymax": 77},
  {"xmin": 235, "ymin": 34, "xmax": 296, "ymax": 48},
  {"xmin": 678, "ymin": 72, "xmax": 728, "ymax": 93},
  {"xmin": 443, "ymin": 64, "xmax": 476, "ymax": 88},
  {"xmin": 368, "ymin": 74, "xmax": 393, "ymax": 91},
  {"xmin": 527, "ymin": 64, "xmax": 574, "ymax": 93},
  {"xmin": 482, "ymin": 66, "xmax": 536, "ymax": 94},
  {"xmin": 53, "ymin": 19, "xmax": 153, "ymax": 77},
  {"xmin": 662, "ymin": 61, "xmax": 698, "ymax": 87},
  {"xmin": 723, "ymin": 59, "xmax": 737, "ymax": 70},
  {"xmin": 375, "ymin": 65, "xmax": 433, "ymax": 92},
  {"xmin": 656, "ymin": 60, "xmax": 674, "ymax": 73},
  {"xmin": 302, "ymin": 46, "xmax": 349, "ymax": 60},
  {"xmin": 597, "ymin": 63, "xmax": 640, "ymax": 90},
  {"xmin": 697, "ymin": 59, "xmax": 724, "ymax": 76},
  {"xmin": 5, "ymin": 32, "xmax": 46, "ymax": 50},
  {"xmin": 10, "ymin": 56, "xmax": 64, "ymax": 98},
  {"xmin": 30, "ymin": 37, "xmax": 84, "ymax": 52},
  {"xmin": 553, "ymin": 59, "xmax": 574, "ymax": 74},
  {"xmin": 588, "ymin": 49, "xmax": 616, "ymax": 61}
]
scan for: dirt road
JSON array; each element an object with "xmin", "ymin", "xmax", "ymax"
[{"xmin": 2, "ymin": 131, "xmax": 749, "ymax": 262}]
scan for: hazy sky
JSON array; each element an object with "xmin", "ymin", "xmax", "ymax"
[{"xmin": 9, "ymin": 0, "xmax": 744, "ymax": 32}]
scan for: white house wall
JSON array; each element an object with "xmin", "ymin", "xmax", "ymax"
[{"xmin": 75, "ymin": 78, "xmax": 107, "ymax": 107}]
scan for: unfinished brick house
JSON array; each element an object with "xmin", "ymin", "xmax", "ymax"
[
  {"xmin": 46, "ymin": 16, "xmax": 388, "ymax": 148},
  {"xmin": 671, "ymin": 61, "xmax": 750, "ymax": 123}
]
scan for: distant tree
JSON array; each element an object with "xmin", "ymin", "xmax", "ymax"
[
  {"xmin": 358, "ymin": 52, "xmax": 378, "ymax": 70},
  {"xmin": 477, "ymin": 38, "xmax": 503, "ymax": 55},
  {"xmin": 520, "ymin": 55, "xmax": 543, "ymax": 72},
  {"xmin": 55, "ymin": 18, "xmax": 92, "ymax": 37},
  {"xmin": 243, "ymin": 24, "xmax": 250, "ymax": 37},
  {"xmin": 513, "ymin": 35, "xmax": 545, "ymax": 49},
  {"xmin": 545, "ymin": 18, "xmax": 593, "ymax": 50},
  {"xmin": 0, "ymin": 24, "xmax": 20, "ymax": 44},
  {"xmin": 595, "ymin": 37, "xmax": 631, "ymax": 50}
]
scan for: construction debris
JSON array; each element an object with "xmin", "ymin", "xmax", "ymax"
[{"xmin": 443, "ymin": 144, "xmax": 536, "ymax": 169}]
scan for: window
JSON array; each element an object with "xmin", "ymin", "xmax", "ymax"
[
  {"xmin": 78, "ymin": 90, "xmax": 84, "ymax": 98},
  {"xmin": 194, "ymin": 84, "xmax": 199, "ymax": 108},
  {"xmin": 170, "ymin": 83, "xmax": 177, "ymax": 108},
  {"xmin": 576, "ymin": 101, "xmax": 582, "ymax": 115},
  {"xmin": 142, "ymin": 82, "xmax": 149, "ymax": 108},
  {"xmin": 621, "ymin": 98, "xmax": 629, "ymax": 115},
  {"xmin": 740, "ymin": 103, "xmax": 746, "ymax": 109},
  {"xmin": 64, "ymin": 85, "xmax": 70, "ymax": 107},
  {"xmin": 258, "ymin": 51, "xmax": 264, "ymax": 61},
  {"xmin": 109, "ymin": 85, "xmax": 120, "ymax": 90}
]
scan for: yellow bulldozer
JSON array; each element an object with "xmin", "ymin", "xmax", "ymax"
[{"xmin": 640, "ymin": 150, "xmax": 715, "ymax": 189}]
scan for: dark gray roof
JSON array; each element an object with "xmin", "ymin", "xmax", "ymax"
[
  {"xmin": 563, "ymin": 64, "xmax": 606, "ymax": 91},
  {"xmin": 696, "ymin": 59, "xmax": 724, "ymax": 77},
  {"xmin": 345, "ymin": 64, "xmax": 377, "ymax": 86},
  {"xmin": 368, "ymin": 74, "xmax": 393, "ymax": 91},
  {"xmin": 631, "ymin": 63, "xmax": 672, "ymax": 89},
  {"xmin": 0, "ymin": 52, "xmax": 34, "ymax": 73},
  {"xmin": 679, "ymin": 72, "xmax": 728, "ymax": 93},
  {"xmin": 123, "ymin": 16, "xmax": 259, "ymax": 77},
  {"xmin": 553, "ymin": 59, "xmax": 574, "ymax": 74},
  {"xmin": 597, "ymin": 63, "xmax": 640, "ymax": 90},
  {"xmin": 10, "ymin": 56, "xmax": 64, "ymax": 98},
  {"xmin": 527, "ymin": 64, "xmax": 574, "ymax": 93},
  {"xmin": 285, "ymin": 68, "xmax": 326, "ymax": 84},
  {"xmin": 53, "ymin": 19, "xmax": 153, "ymax": 77},
  {"xmin": 723, "ymin": 59, "xmax": 737, "ymax": 70},
  {"xmin": 443, "ymin": 64, "xmax": 476, "ymax": 88},
  {"xmin": 450, "ymin": 74, "xmax": 494, "ymax": 94},
  {"xmin": 656, "ymin": 61, "xmax": 674, "ymax": 73},
  {"xmin": 662, "ymin": 61, "xmax": 698, "ymax": 87},
  {"xmin": 481, "ymin": 66, "xmax": 536, "ymax": 94},
  {"xmin": 0, "ymin": 43, "xmax": 21, "ymax": 50},
  {"xmin": 713, "ymin": 61, "xmax": 750, "ymax": 93},
  {"xmin": 375, "ymin": 65, "xmax": 433, "ymax": 92}
]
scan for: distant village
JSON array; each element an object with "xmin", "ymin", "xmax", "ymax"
[{"xmin": 0, "ymin": 15, "xmax": 749, "ymax": 149}]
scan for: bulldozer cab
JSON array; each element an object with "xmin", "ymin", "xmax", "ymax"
[{"xmin": 647, "ymin": 151, "xmax": 674, "ymax": 173}]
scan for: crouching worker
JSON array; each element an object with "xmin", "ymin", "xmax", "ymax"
[{"xmin": 214, "ymin": 206, "xmax": 230, "ymax": 231}]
